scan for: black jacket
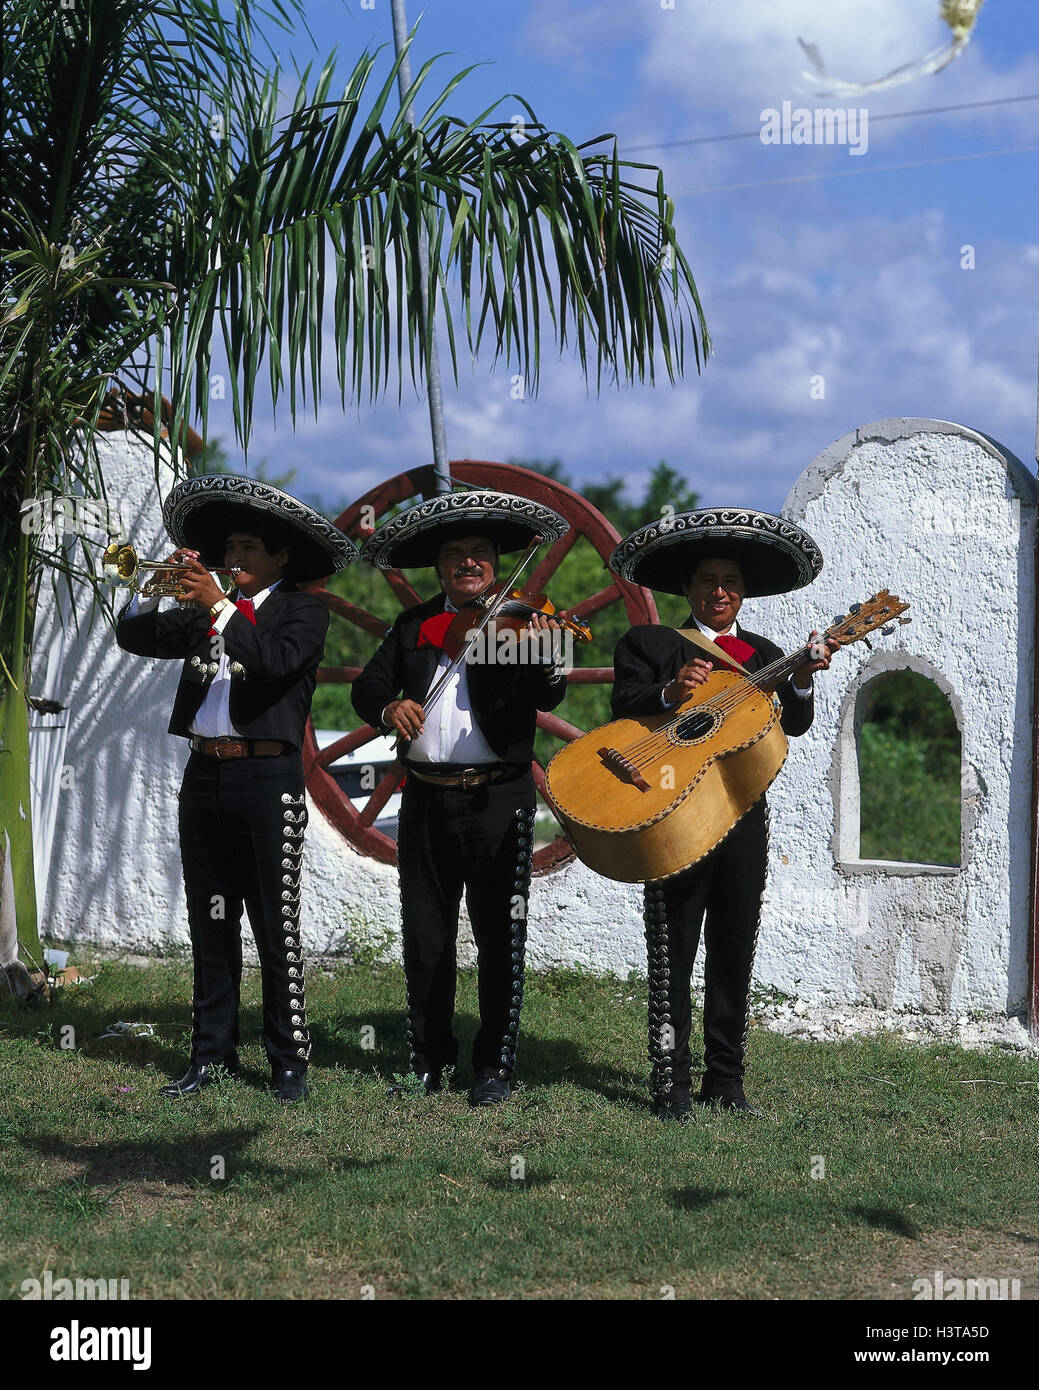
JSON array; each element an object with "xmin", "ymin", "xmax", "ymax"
[
  {"xmin": 611, "ymin": 618, "xmax": 814, "ymax": 739},
  {"xmin": 116, "ymin": 583, "xmax": 329, "ymax": 749},
  {"xmin": 351, "ymin": 594, "xmax": 567, "ymax": 765}
]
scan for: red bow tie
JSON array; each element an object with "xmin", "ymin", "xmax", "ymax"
[
  {"xmin": 207, "ymin": 596, "xmax": 256, "ymax": 637},
  {"xmin": 711, "ymin": 632, "xmax": 755, "ymax": 670},
  {"xmin": 417, "ymin": 610, "xmax": 462, "ymax": 660}
]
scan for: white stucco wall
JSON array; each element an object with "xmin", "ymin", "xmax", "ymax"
[
  {"xmin": 749, "ymin": 420, "xmax": 1035, "ymax": 1014},
  {"xmin": 35, "ymin": 422, "xmax": 1036, "ymax": 1019}
]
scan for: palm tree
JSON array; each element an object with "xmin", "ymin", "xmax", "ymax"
[{"xmin": 1, "ymin": 0, "xmax": 709, "ymax": 972}]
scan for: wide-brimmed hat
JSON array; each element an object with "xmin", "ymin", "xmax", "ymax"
[
  {"xmin": 360, "ymin": 489, "xmax": 569, "ymax": 570},
  {"xmin": 609, "ymin": 508, "xmax": 823, "ymax": 597},
  {"xmin": 163, "ymin": 474, "xmax": 357, "ymax": 583}
]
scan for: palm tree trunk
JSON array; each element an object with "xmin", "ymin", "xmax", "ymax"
[{"xmin": 0, "ymin": 510, "xmax": 42, "ymax": 975}]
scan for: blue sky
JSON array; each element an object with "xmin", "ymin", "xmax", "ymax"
[{"xmin": 210, "ymin": 0, "xmax": 1038, "ymax": 519}]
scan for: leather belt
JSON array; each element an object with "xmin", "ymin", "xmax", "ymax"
[
  {"xmin": 407, "ymin": 765, "xmax": 523, "ymax": 790},
  {"xmin": 190, "ymin": 736, "xmax": 288, "ymax": 759}
]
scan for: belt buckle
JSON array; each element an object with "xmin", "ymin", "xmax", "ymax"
[
  {"xmin": 458, "ymin": 769, "xmax": 481, "ymax": 790},
  {"xmin": 213, "ymin": 738, "xmax": 239, "ymax": 759}
]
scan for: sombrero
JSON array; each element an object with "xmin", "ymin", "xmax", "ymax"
[
  {"xmin": 163, "ymin": 474, "xmax": 357, "ymax": 583},
  {"xmin": 360, "ymin": 489, "xmax": 569, "ymax": 570},
  {"xmin": 609, "ymin": 508, "xmax": 823, "ymax": 598}
]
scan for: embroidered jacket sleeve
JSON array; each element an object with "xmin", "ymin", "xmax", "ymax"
[{"xmin": 115, "ymin": 600, "xmax": 208, "ymax": 659}]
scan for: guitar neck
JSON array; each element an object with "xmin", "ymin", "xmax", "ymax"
[{"xmin": 750, "ymin": 649, "xmax": 805, "ymax": 693}]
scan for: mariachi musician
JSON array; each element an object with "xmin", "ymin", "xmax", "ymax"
[
  {"xmin": 116, "ymin": 475, "xmax": 356, "ymax": 1103},
  {"xmin": 352, "ymin": 490, "xmax": 571, "ymax": 1106},
  {"xmin": 609, "ymin": 510, "xmax": 838, "ymax": 1120}
]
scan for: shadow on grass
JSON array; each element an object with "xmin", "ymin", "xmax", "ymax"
[
  {"xmin": 317, "ymin": 1010, "xmax": 644, "ymax": 1105},
  {"xmin": 668, "ymin": 1186, "xmax": 731, "ymax": 1212},
  {"xmin": 848, "ymin": 1205, "xmax": 920, "ymax": 1237},
  {"xmin": 14, "ymin": 993, "xmax": 650, "ymax": 1106},
  {"xmin": 19, "ymin": 1127, "xmax": 301, "ymax": 1191}
]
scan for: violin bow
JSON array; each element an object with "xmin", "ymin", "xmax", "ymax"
[{"xmin": 419, "ymin": 535, "xmax": 544, "ymax": 720}]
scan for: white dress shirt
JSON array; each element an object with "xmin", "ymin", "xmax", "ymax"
[
  {"xmin": 403, "ymin": 599, "xmax": 498, "ymax": 765},
  {"xmin": 126, "ymin": 580, "xmax": 281, "ymax": 737}
]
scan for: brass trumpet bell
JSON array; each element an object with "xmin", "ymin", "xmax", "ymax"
[{"xmin": 100, "ymin": 542, "xmax": 239, "ymax": 599}]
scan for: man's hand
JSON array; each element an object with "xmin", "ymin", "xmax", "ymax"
[
  {"xmin": 663, "ymin": 658, "xmax": 713, "ymax": 705},
  {"xmin": 791, "ymin": 630, "xmax": 840, "ymax": 687},
  {"xmin": 384, "ymin": 698, "xmax": 426, "ymax": 741},
  {"xmin": 174, "ymin": 554, "xmax": 225, "ymax": 611},
  {"xmin": 519, "ymin": 610, "xmax": 567, "ymax": 663}
]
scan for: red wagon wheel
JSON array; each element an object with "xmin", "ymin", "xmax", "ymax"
[{"xmin": 302, "ymin": 461, "xmax": 658, "ymax": 874}]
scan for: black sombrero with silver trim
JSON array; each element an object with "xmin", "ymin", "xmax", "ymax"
[
  {"xmin": 360, "ymin": 489, "xmax": 569, "ymax": 570},
  {"xmin": 609, "ymin": 508, "xmax": 823, "ymax": 598},
  {"xmin": 163, "ymin": 474, "xmax": 357, "ymax": 583}
]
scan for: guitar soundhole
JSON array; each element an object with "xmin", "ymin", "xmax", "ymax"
[{"xmin": 673, "ymin": 711, "xmax": 718, "ymax": 743}]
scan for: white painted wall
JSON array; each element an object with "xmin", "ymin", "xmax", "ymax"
[
  {"xmin": 749, "ymin": 420, "xmax": 1035, "ymax": 1015},
  {"xmin": 34, "ymin": 422, "xmax": 1036, "ymax": 1018}
]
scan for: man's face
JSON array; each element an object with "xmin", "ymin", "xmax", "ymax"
[
  {"xmin": 683, "ymin": 557, "xmax": 744, "ymax": 632},
  {"xmin": 225, "ymin": 532, "xmax": 288, "ymax": 598},
  {"xmin": 436, "ymin": 534, "xmax": 497, "ymax": 607}
]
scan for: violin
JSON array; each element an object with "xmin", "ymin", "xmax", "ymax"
[{"xmin": 452, "ymin": 582, "xmax": 592, "ymax": 645}]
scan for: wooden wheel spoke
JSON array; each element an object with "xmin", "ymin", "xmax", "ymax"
[
  {"xmin": 570, "ymin": 581, "xmax": 623, "ymax": 619},
  {"xmin": 564, "ymin": 666, "xmax": 614, "ymax": 685},
  {"xmin": 310, "ymin": 590, "xmax": 391, "ymax": 639},
  {"xmin": 383, "ymin": 569, "xmax": 423, "ymax": 608},
  {"xmin": 359, "ymin": 764, "xmax": 403, "ymax": 827},
  {"xmin": 315, "ymin": 461, "xmax": 661, "ymax": 875},
  {"xmin": 537, "ymin": 711, "xmax": 585, "ymax": 742},
  {"xmin": 316, "ymin": 666, "xmax": 363, "ymax": 684},
  {"xmin": 527, "ymin": 529, "xmax": 578, "ymax": 592},
  {"xmin": 317, "ymin": 725, "xmax": 387, "ymax": 766}
]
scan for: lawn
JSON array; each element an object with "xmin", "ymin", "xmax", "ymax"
[{"xmin": 1, "ymin": 957, "xmax": 1036, "ymax": 1301}]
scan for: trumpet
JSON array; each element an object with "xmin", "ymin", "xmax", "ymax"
[{"xmin": 101, "ymin": 542, "xmax": 241, "ymax": 600}]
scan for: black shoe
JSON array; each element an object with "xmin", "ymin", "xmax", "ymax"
[
  {"xmin": 272, "ymin": 1068, "xmax": 309, "ymax": 1104},
  {"xmin": 159, "ymin": 1060, "xmax": 239, "ymax": 1098},
  {"xmin": 470, "ymin": 1073, "xmax": 511, "ymax": 1107},
  {"xmin": 698, "ymin": 1081, "xmax": 761, "ymax": 1115},
  {"xmin": 653, "ymin": 1085, "xmax": 693, "ymax": 1122}
]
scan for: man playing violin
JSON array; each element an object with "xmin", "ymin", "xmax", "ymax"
[{"xmin": 353, "ymin": 490, "xmax": 571, "ymax": 1106}]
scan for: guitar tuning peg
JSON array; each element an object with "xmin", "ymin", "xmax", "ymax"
[
  {"xmin": 881, "ymin": 625, "xmax": 895, "ymax": 635},
  {"xmin": 898, "ymin": 616, "xmax": 912, "ymax": 625},
  {"xmin": 849, "ymin": 602, "xmax": 862, "ymax": 614},
  {"xmin": 862, "ymin": 636, "xmax": 873, "ymax": 651},
  {"xmin": 833, "ymin": 614, "xmax": 846, "ymax": 625}
]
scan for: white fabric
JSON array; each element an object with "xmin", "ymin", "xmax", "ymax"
[
  {"xmin": 404, "ymin": 600, "xmax": 498, "ymax": 766},
  {"xmin": 190, "ymin": 582, "xmax": 280, "ymax": 738}
]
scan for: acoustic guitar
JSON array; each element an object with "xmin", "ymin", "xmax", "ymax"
[{"xmin": 545, "ymin": 591, "xmax": 910, "ymax": 883}]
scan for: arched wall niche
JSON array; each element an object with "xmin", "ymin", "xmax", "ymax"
[{"xmin": 832, "ymin": 651, "xmax": 968, "ymax": 875}]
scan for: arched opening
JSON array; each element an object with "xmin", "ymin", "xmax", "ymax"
[{"xmin": 857, "ymin": 670, "xmax": 961, "ymax": 867}]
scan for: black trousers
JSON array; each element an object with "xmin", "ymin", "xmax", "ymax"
[
  {"xmin": 177, "ymin": 750, "xmax": 311, "ymax": 1072},
  {"xmin": 395, "ymin": 771, "xmax": 536, "ymax": 1079},
  {"xmin": 644, "ymin": 800, "xmax": 768, "ymax": 1092}
]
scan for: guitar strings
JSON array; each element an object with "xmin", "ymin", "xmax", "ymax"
[
  {"xmin": 620, "ymin": 650, "xmax": 802, "ymax": 769},
  {"xmin": 600, "ymin": 596, "xmax": 902, "ymax": 777}
]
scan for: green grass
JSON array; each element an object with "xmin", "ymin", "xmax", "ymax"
[{"xmin": 1, "ymin": 958, "xmax": 1035, "ymax": 1300}]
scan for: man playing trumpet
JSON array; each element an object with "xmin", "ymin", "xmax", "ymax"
[{"xmin": 116, "ymin": 475, "xmax": 355, "ymax": 1102}]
